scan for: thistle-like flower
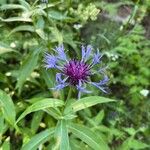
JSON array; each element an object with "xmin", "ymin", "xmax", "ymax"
[{"xmin": 44, "ymin": 44, "xmax": 108, "ymax": 99}]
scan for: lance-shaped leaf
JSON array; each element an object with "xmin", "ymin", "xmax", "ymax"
[
  {"xmin": 72, "ymin": 96, "xmax": 116, "ymax": 112},
  {"xmin": 68, "ymin": 123, "xmax": 109, "ymax": 150},
  {"xmin": 16, "ymin": 48, "xmax": 41, "ymax": 94},
  {"xmin": 21, "ymin": 128, "xmax": 55, "ymax": 150},
  {"xmin": 54, "ymin": 120, "xmax": 70, "ymax": 150},
  {"xmin": 0, "ymin": 90, "xmax": 16, "ymax": 125},
  {"xmin": 16, "ymin": 98, "xmax": 64, "ymax": 123}
]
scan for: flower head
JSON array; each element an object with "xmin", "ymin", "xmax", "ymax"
[{"xmin": 44, "ymin": 44, "xmax": 108, "ymax": 99}]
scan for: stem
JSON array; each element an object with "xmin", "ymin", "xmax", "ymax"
[
  {"xmin": 66, "ymin": 87, "xmax": 72, "ymax": 100},
  {"xmin": 120, "ymin": 0, "xmax": 139, "ymax": 31}
]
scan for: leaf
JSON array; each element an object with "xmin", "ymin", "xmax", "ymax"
[
  {"xmin": 39, "ymin": 2, "xmax": 61, "ymax": 10},
  {"xmin": 94, "ymin": 110, "xmax": 105, "ymax": 125},
  {"xmin": 19, "ymin": 0, "xmax": 31, "ymax": 10},
  {"xmin": 35, "ymin": 16, "xmax": 47, "ymax": 40},
  {"xmin": 31, "ymin": 111, "xmax": 44, "ymax": 134},
  {"xmin": 35, "ymin": 28, "xmax": 46, "ymax": 40},
  {"xmin": 128, "ymin": 139, "xmax": 149, "ymax": 149},
  {"xmin": 0, "ymin": 17, "xmax": 32, "ymax": 22},
  {"xmin": 0, "ymin": 73, "xmax": 7, "ymax": 83},
  {"xmin": 54, "ymin": 120, "xmax": 70, "ymax": 150},
  {"xmin": 49, "ymin": 27, "xmax": 63, "ymax": 44},
  {"xmin": 16, "ymin": 98, "xmax": 64, "ymax": 123},
  {"xmin": 0, "ymin": 42, "xmax": 16, "ymax": 55},
  {"xmin": 21, "ymin": 128, "xmax": 55, "ymax": 150},
  {"xmin": 0, "ymin": 4, "xmax": 28, "ymax": 11},
  {"xmin": 41, "ymin": 69, "xmax": 55, "ymax": 88},
  {"xmin": 69, "ymin": 138, "xmax": 85, "ymax": 150},
  {"xmin": 123, "ymin": 127, "xmax": 136, "ymax": 136},
  {"xmin": 119, "ymin": 137, "xmax": 149, "ymax": 150},
  {"xmin": 48, "ymin": 10, "xmax": 69, "ymax": 20},
  {"xmin": 0, "ymin": 112, "xmax": 8, "ymax": 135},
  {"xmin": 1, "ymin": 137, "xmax": 10, "ymax": 150},
  {"xmin": 68, "ymin": 123, "xmax": 109, "ymax": 150},
  {"xmin": 0, "ymin": 90, "xmax": 16, "ymax": 125},
  {"xmin": 9, "ymin": 25, "xmax": 35, "ymax": 35},
  {"xmin": 44, "ymin": 108, "xmax": 62, "ymax": 120},
  {"xmin": 16, "ymin": 49, "xmax": 41, "ymax": 94},
  {"xmin": 72, "ymin": 96, "xmax": 116, "ymax": 112}
]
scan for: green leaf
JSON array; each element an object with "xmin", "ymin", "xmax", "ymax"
[
  {"xmin": 31, "ymin": 111, "xmax": 44, "ymax": 134},
  {"xmin": 54, "ymin": 120, "xmax": 70, "ymax": 150},
  {"xmin": 44, "ymin": 108, "xmax": 62, "ymax": 120},
  {"xmin": 119, "ymin": 137, "xmax": 149, "ymax": 150},
  {"xmin": 49, "ymin": 27, "xmax": 63, "ymax": 44},
  {"xmin": 0, "ymin": 112, "xmax": 8, "ymax": 135},
  {"xmin": 128, "ymin": 139, "xmax": 149, "ymax": 149},
  {"xmin": 19, "ymin": 0, "xmax": 31, "ymax": 10},
  {"xmin": 123, "ymin": 127, "xmax": 136, "ymax": 136},
  {"xmin": 0, "ymin": 17, "xmax": 32, "ymax": 22},
  {"xmin": 0, "ymin": 4, "xmax": 28, "ymax": 11},
  {"xmin": 0, "ymin": 90, "xmax": 16, "ymax": 125},
  {"xmin": 0, "ymin": 42, "xmax": 16, "ymax": 55},
  {"xmin": 39, "ymin": 2, "xmax": 61, "ymax": 10},
  {"xmin": 94, "ymin": 110, "xmax": 105, "ymax": 125},
  {"xmin": 48, "ymin": 10, "xmax": 69, "ymax": 20},
  {"xmin": 16, "ymin": 98, "xmax": 64, "ymax": 123},
  {"xmin": 68, "ymin": 123, "xmax": 109, "ymax": 150},
  {"xmin": 41, "ymin": 69, "xmax": 55, "ymax": 88},
  {"xmin": 16, "ymin": 49, "xmax": 41, "ymax": 94},
  {"xmin": 21, "ymin": 128, "xmax": 55, "ymax": 150},
  {"xmin": 1, "ymin": 137, "xmax": 10, "ymax": 150},
  {"xmin": 9, "ymin": 25, "xmax": 35, "ymax": 35},
  {"xmin": 72, "ymin": 96, "xmax": 116, "ymax": 112},
  {"xmin": 0, "ymin": 73, "xmax": 7, "ymax": 83}
]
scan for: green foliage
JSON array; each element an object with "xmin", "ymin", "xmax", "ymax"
[
  {"xmin": 0, "ymin": 0, "xmax": 150, "ymax": 150},
  {"xmin": 0, "ymin": 90, "xmax": 16, "ymax": 125}
]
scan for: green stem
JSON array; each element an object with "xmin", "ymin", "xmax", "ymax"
[
  {"xmin": 121, "ymin": 0, "xmax": 139, "ymax": 31},
  {"xmin": 66, "ymin": 87, "xmax": 72, "ymax": 100}
]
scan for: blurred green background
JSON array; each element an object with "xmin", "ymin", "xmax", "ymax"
[{"xmin": 0, "ymin": 0, "xmax": 150, "ymax": 149}]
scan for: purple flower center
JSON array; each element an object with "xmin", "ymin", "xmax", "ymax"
[{"xmin": 63, "ymin": 60, "xmax": 91, "ymax": 85}]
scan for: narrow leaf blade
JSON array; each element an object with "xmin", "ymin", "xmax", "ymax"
[
  {"xmin": 16, "ymin": 49, "xmax": 40, "ymax": 94},
  {"xmin": 55, "ymin": 120, "xmax": 70, "ymax": 150},
  {"xmin": 68, "ymin": 123, "xmax": 109, "ymax": 150},
  {"xmin": 72, "ymin": 96, "xmax": 116, "ymax": 112},
  {"xmin": 16, "ymin": 98, "xmax": 64, "ymax": 123},
  {"xmin": 0, "ymin": 90, "xmax": 16, "ymax": 125},
  {"xmin": 21, "ymin": 128, "xmax": 55, "ymax": 150}
]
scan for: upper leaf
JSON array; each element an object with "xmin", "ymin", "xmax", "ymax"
[
  {"xmin": 16, "ymin": 98, "xmax": 64, "ymax": 123},
  {"xmin": 72, "ymin": 96, "xmax": 116, "ymax": 112}
]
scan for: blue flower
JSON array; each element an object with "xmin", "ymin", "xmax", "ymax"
[
  {"xmin": 44, "ymin": 44, "xmax": 109, "ymax": 99},
  {"xmin": 55, "ymin": 45, "xmax": 67, "ymax": 61},
  {"xmin": 51, "ymin": 73, "xmax": 69, "ymax": 90},
  {"xmin": 92, "ymin": 49, "xmax": 102, "ymax": 65},
  {"xmin": 44, "ymin": 53, "xmax": 57, "ymax": 69},
  {"xmin": 81, "ymin": 45, "xmax": 92, "ymax": 61}
]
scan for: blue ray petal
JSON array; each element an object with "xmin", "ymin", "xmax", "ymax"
[
  {"xmin": 76, "ymin": 80, "xmax": 91, "ymax": 99},
  {"xmin": 55, "ymin": 44, "xmax": 67, "ymax": 61},
  {"xmin": 81, "ymin": 45, "xmax": 92, "ymax": 61},
  {"xmin": 44, "ymin": 53, "xmax": 57, "ymax": 69}
]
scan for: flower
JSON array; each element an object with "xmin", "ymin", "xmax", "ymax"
[{"xmin": 44, "ymin": 44, "xmax": 109, "ymax": 99}]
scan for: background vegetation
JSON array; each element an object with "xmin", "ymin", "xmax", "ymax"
[{"xmin": 0, "ymin": 0, "xmax": 150, "ymax": 149}]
